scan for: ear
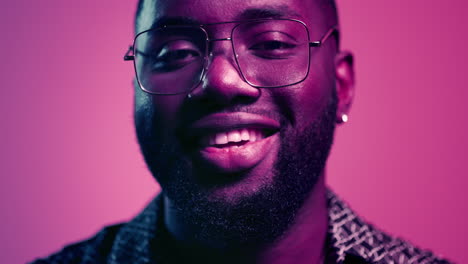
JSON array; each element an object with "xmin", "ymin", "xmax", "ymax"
[{"xmin": 334, "ymin": 51, "xmax": 355, "ymax": 124}]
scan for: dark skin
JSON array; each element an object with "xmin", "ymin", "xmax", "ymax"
[{"xmin": 134, "ymin": 0, "xmax": 354, "ymax": 263}]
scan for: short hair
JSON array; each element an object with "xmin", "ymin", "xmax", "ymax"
[
  {"xmin": 134, "ymin": 0, "xmax": 338, "ymax": 33},
  {"xmin": 135, "ymin": 0, "xmax": 145, "ymax": 33}
]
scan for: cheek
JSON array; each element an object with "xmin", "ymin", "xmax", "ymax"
[
  {"xmin": 291, "ymin": 52, "xmax": 336, "ymax": 125},
  {"xmin": 152, "ymin": 96, "xmax": 185, "ymax": 125},
  {"xmin": 135, "ymin": 88, "xmax": 186, "ymax": 132},
  {"xmin": 290, "ymin": 80, "xmax": 333, "ymax": 128}
]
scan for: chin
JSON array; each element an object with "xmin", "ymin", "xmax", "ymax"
[
  {"xmin": 204, "ymin": 171, "xmax": 275, "ymax": 204},
  {"xmin": 136, "ymin": 91, "xmax": 338, "ymax": 248}
]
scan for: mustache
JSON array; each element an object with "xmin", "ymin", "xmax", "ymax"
[{"xmin": 176, "ymin": 100, "xmax": 288, "ymax": 133}]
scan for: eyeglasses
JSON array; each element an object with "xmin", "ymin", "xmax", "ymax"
[{"xmin": 124, "ymin": 19, "xmax": 337, "ymax": 95}]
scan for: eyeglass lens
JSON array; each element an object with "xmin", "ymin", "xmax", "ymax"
[{"xmin": 133, "ymin": 20, "xmax": 310, "ymax": 94}]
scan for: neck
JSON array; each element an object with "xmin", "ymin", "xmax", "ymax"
[
  {"xmin": 163, "ymin": 175, "xmax": 328, "ymax": 264},
  {"xmin": 258, "ymin": 176, "xmax": 328, "ymax": 264}
]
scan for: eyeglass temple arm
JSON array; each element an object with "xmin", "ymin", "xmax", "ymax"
[
  {"xmin": 309, "ymin": 26, "xmax": 339, "ymax": 47},
  {"xmin": 124, "ymin": 45, "xmax": 134, "ymax": 61}
]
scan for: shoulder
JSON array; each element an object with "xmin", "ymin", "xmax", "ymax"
[
  {"xmin": 327, "ymin": 190, "xmax": 454, "ymax": 264},
  {"xmin": 28, "ymin": 195, "xmax": 164, "ymax": 264},
  {"xmin": 348, "ymin": 222, "xmax": 453, "ymax": 264},
  {"xmin": 29, "ymin": 224, "xmax": 124, "ymax": 264}
]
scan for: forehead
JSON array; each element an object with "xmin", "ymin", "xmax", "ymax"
[{"xmin": 138, "ymin": 0, "xmax": 326, "ymax": 31}]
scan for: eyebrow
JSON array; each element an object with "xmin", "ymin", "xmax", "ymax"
[
  {"xmin": 149, "ymin": 5, "xmax": 302, "ymax": 29},
  {"xmin": 151, "ymin": 16, "xmax": 201, "ymax": 29},
  {"xmin": 236, "ymin": 5, "xmax": 302, "ymax": 20}
]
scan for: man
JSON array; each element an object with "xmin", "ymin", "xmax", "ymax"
[{"xmin": 31, "ymin": 0, "xmax": 452, "ymax": 263}]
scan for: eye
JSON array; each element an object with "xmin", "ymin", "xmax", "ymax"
[
  {"xmin": 147, "ymin": 40, "xmax": 203, "ymax": 72},
  {"xmin": 154, "ymin": 49, "xmax": 200, "ymax": 70},
  {"xmin": 248, "ymin": 39, "xmax": 298, "ymax": 60},
  {"xmin": 250, "ymin": 40, "xmax": 295, "ymax": 51}
]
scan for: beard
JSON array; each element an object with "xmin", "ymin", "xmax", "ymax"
[{"xmin": 135, "ymin": 91, "xmax": 337, "ymax": 253}]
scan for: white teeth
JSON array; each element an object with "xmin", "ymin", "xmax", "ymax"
[
  {"xmin": 241, "ymin": 129, "xmax": 250, "ymax": 141},
  {"xmin": 203, "ymin": 129, "xmax": 267, "ymax": 146},
  {"xmin": 227, "ymin": 130, "xmax": 241, "ymax": 142},
  {"xmin": 215, "ymin": 133, "xmax": 228, "ymax": 145},
  {"xmin": 249, "ymin": 130, "xmax": 257, "ymax": 142}
]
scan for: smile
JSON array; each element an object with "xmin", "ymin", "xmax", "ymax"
[
  {"xmin": 185, "ymin": 112, "xmax": 280, "ymax": 173},
  {"xmin": 200, "ymin": 128, "xmax": 273, "ymax": 148}
]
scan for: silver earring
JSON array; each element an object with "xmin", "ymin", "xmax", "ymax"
[
  {"xmin": 341, "ymin": 114, "xmax": 348, "ymax": 123},
  {"xmin": 187, "ymin": 93, "xmax": 192, "ymax": 99}
]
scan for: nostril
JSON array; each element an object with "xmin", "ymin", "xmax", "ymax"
[{"xmin": 190, "ymin": 56, "xmax": 260, "ymax": 102}]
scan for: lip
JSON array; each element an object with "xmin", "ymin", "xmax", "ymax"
[{"xmin": 184, "ymin": 112, "xmax": 281, "ymax": 173}]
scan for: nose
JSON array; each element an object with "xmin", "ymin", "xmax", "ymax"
[{"xmin": 188, "ymin": 41, "xmax": 260, "ymax": 105}]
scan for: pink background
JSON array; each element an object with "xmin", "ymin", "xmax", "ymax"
[{"xmin": 1, "ymin": 0, "xmax": 466, "ymax": 263}]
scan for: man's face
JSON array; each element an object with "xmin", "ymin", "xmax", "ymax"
[{"xmin": 134, "ymin": 0, "xmax": 341, "ymax": 248}]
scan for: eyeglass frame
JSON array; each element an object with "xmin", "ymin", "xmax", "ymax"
[{"xmin": 124, "ymin": 18, "xmax": 339, "ymax": 95}]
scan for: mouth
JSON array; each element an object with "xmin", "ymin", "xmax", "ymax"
[
  {"xmin": 199, "ymin": 127, "xmax": 276, "ymax": 148},
  {"xmin": 184, "ymin": 112, "xmax": 280, "ymax": 173}
]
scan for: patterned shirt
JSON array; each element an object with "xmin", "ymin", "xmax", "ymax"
[{"xmin": 30, "ymin": 190, "xmax": 453, "ymax": 264}]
